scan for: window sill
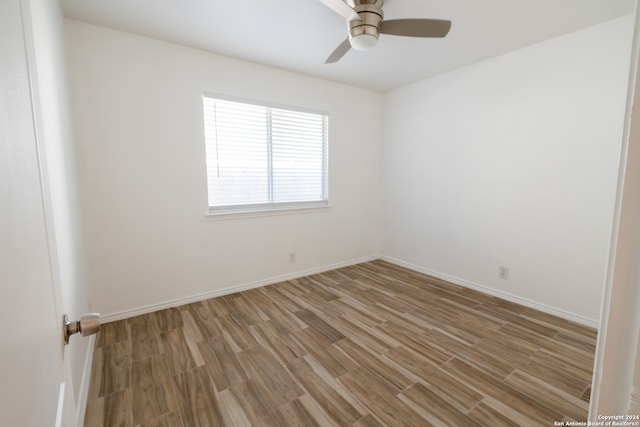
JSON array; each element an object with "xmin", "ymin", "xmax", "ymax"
[{"xmin": 206, "ymin": 204, "xmax": 330, "ymax": 221}]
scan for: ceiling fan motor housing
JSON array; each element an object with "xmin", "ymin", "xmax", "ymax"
[{"xmin": 348, "ymin": 0, "xmax": 384, "ymax": 49}]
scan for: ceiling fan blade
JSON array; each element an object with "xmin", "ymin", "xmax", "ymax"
[
  {"xmin": 325, "ymin": 38, "xmax": 351, "ymax": 63},
  {"xmin": 318, "ymin": 0, "xmax": 360, "ymax": 21},
  {"xmin": 380, "ymin": 19, "xmax": 452, "ymax": 38}
]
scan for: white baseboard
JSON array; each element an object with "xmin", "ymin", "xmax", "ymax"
[
  {"xmin": 75, "ymin": 335, "xmax": 96, "ymax": 427},
  {"xmin": 100, "ymin": 255, "xmax": 378, "ymax": 323},
  {"xmin": 99, "ymin": 253, "xmax": 599, "ymax": 329},
  {"xmin": 380, "ymin": 255, "xmax": 599, "ymax": 329}
]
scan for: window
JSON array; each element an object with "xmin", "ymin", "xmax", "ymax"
[{"xmin": 203, "ymin": 94, "xmax": 329, "ymax": 215}]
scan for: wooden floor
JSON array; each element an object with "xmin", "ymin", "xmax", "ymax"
[{"xmin": 85, "ymin": 260, "xmax": 597, "ymax": 427}]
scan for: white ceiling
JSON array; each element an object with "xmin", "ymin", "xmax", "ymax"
[{"xmin": 59, "ymin": 0, "xmax": 635, "ymax": 92}]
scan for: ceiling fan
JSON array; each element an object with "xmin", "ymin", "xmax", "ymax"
[{"xmin": 319, "ymin": 0, "xmax": 452, "ymax": 63}]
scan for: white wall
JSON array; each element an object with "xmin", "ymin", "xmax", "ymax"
[
  {"xmin": 66, "ymin": 14, "xmax": 633, "ymax": 327},
  {"xmin": 26, "ymin": 0, "xmax": 91, "ymax": 425},
  {"xmin": 65, "ymin": 21, "xmax": 383, "ymax": 318},
  {"xmin": 381, "ymin": 16, "xmax": 634, "ymax": 325}
]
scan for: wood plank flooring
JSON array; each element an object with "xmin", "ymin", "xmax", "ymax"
[{"xmin": 84, "ymin": 260, "xmax": 597, "ymax": 426}]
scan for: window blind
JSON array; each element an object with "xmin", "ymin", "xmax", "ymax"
[{"xmin": 203, "ymin": 95, "xmax": 329, "ymax": 214}]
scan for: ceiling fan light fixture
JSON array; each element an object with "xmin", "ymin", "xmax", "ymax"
[{"xmin": 349, "ymin": 33, "xmax": 378, "ymax": 51}]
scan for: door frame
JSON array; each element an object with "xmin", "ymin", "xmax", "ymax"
[{"xmin": 590, "ymin": 0, "xmax": 640, "ymax": 418}]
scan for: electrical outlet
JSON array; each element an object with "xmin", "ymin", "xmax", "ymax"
[
  {"xmin": 499, "ymin": 266, "xmax": 509, "ymax": 280},
  {"xmin": 288, "ymin": 252, "xmax": 296, "ymax": 263}
]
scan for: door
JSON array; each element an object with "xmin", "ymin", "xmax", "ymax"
[{"xmin": 0, "ymin": 0, "xmax": 66, "ymax": 425}]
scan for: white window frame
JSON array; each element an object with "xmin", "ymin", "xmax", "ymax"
[{"xmin": 202, "ymin": 93, "xmax": 329, "ymax": 217}]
